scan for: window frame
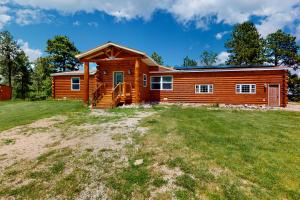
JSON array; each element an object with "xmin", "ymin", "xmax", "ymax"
[
  {"xmin": 150, "ymin": 75, "xmax": 173, "ymax": 91},
  {"xmin": 71, "ymin": 77, "xmax": 80, "ymax": 91},
  {"xmin": 143, "ymin": 74, "xmax": 147, "ymax": 88},
  {"xmin": 236, "ymin": 84, "xmax": 256, "ymax": 94},
  {"xmin": 195, "ymin": 84, "xmax": 214, "ymax": 94}
]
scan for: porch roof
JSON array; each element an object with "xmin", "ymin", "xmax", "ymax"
[{"xmin": 75, "ymin": 42, "xmax": 160, "ymax": 67}]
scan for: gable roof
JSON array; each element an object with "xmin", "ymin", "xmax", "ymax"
[{"xmin": 75, "ymin": 42, "xmax": 162, "ymax": 67}]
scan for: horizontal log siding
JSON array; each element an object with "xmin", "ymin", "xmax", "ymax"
[
  {"xmin": 149, "ymin": 70, "xmax": 287, "ymax": 107},
  {"xmin": 0, "ymin": 85, "xmax": 12, "ymax": 101},
  {"xmin": 52, "ymin": 75, "xmax": 96, "ymax": 100}
]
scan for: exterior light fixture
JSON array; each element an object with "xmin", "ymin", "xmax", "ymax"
[
  {"xmin": 128, "ymin": 69, "xmax": 131, "ymax": 75},
  {"xmin": 103, "ymin": 70, "xmax": 107, "ymax": 75}
]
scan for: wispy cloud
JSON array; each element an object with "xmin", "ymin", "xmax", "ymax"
[
  {"xmin": 0, "ymin": 6, "xmax": 11, "ymax": 29},
  {"xmin": 73, "ymin": 20, "xmax": 80, "ymax": 26},
  {"xmin": 2, "ymin": 0, "xmax": 300, "ymax": 37},
  {"xmin": 215, "ymin": 31, "xmax": 230, "ymax": 40},
  {"xmin": 87, "ymin": 21, "xmax": 98, "ymax": 27},
  {"xmin": 17, "ymin": 39, "xmax": 42, "ymax": 62},
  {"xmin": 216, "ymin": 51, "xmax": 229, "ymax": 65}
]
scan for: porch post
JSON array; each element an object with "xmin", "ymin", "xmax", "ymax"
[
  {"xmin": 135, "ymin": 58, "xmax": 140, "ymax": 103},
  {"xmin": 84, "ymin": 62, "xmax": 90, "ymax": 105}
]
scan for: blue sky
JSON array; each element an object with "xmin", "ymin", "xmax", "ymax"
[{"xmin": 1, "ymin": 0, "xmax": 300, "ymax": 66}]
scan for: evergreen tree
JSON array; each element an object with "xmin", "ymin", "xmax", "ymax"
[
  {"xmin": 151, "ymin": 52, "xmax": 164, "ymax": 65},
  {"xmin": 31, "ymin": 57, "xmax": 52, "ymax": 96},
  {"xmin": 14, "ymin": 51, "xmax": 32, "ymax": 99},
  {"xmin": 46, "ymin": 35, "xmax": 80, "ymax": 72},
  {"xmin": 0, "ymin": 31, "xmax": 20, "ymax": 86},
  {"xmin": 266, "ymin": 29, "xmax": 299, "ymax": 67},
  {"xmin": 225, "ymin": 22, "xmax": 265, "ymax": 66},
  {"xmin": 200, "ymin": 50, "xmax": 218, "ymax": 66},
  {"xmin": 288, "ymin": 72, "xmax": 300, "ymax": 101},
  {"xmin": 183, "ymin": 56, "xmax": 197, "ymax": 67}
]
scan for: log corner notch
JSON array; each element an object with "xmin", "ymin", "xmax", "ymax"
[
  {"xmin": 134, "ymin": 58, "xmax": 141, "ymax": 103},
  {"xmin": 84, "ymin": 62, "xmax": 90, "ymax": 105}
]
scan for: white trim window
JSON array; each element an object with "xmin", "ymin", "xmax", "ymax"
[
  {"xmin": 236, "ymin": 84, "xmax": 256, "ymax": 94},
  {"xmin": 195, "ymin": 84, "xmax": 213, "ymax": 94},
  {"xmin": 143, "ymin": 74, "xmax": 147, "ymax": 87},
  {"xmin": 150, "ymin": 76, "xmax": 173, "ymax": 90},
  {"xmin": 71, "ymin": 77, "xmax": 80, "ymax": 91}
]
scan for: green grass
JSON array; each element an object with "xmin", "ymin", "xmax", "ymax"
[
  {"xmin": 0, "ymin": 100, "xmax": 86, "ymax": 131},
  {"xmin": 140, "ymin": 106, "xmax": 300, "ymax": 199}
]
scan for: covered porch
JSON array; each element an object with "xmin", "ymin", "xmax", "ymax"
[{"xmin": 76, "ymin": 42, "xmax": 157, "ymax": 108}]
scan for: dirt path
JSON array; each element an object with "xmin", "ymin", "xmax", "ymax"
[{"xmin": 0, "ymin": 111, "xmax": 154, "ymax": 171}]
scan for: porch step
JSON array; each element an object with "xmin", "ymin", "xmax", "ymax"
[{"xmin": 95, "ymin": 94, "xmax": 113, "ymax": 109}]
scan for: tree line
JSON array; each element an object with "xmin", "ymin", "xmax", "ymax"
[
  {"xmin": 150, "ymin": 22, "xmax": 300, "ymax": 100},
  {"xmin": 0, "ymin": 21, "xmax": 299, "ymax": 100},
  {"xmin": 160, "ymin": 22, "xmax": 299, "ymax": 68},
  {"xmin": 0, "ymin": 32, "xmax": 80, "ymax": 100}
]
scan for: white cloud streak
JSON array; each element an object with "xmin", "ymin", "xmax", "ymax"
[
  {"xmin": 215, "ymin": 31, "xmax": 230, "ymax": 40},
  {"xmin": 17, "ymin": 39, "xmax": 42, "ymax": 62},
  {"xmin": 0, "ymin": 0, "xmax": 299, "ymax": 38},
  {"xmin": 0, "ymin": 6, "xmax": 11, "ymax": 29},
  {"xmin": 216, "ymin": 51, "xmax": 229, "ymax": 65}
]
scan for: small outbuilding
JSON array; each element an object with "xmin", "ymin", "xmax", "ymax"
[{"xmin": 0, "ymin": 84, "xmax": 12, "ymax": 101}]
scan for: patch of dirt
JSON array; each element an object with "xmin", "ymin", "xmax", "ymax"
[
  {"xmin": 150, "ymin": 163, "xmax": 184, "ymax": 198},
  {"xmin": 0, "ymin": 116, "xmax": 67, "ymax": 170},
  {"xmin": 59, "ymin": 111, "xmax": 154, "ymax": 152},
  {"xmin": 0, "ymin": 111, "xmax": 154, "ymax": 172}
]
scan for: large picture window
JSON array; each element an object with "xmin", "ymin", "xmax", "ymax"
[
  {"xmin": 150, "ymin": 76, "xmax": 173, "ymax": 90},
  {"xmin": 71, "ymin": 77, "xmax": 80, "ymax": 91},
  {"xmin": 236, "ymin": 84, "xmax": 256, "ymax": 94},
  {"xmin": 195, "ymin": 84, "xmax": 213, "ymax": 94}
]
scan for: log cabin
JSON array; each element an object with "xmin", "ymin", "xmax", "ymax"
[{"xmin": 51, "ymin": 42, "xmax": 288, "ymax": 108}]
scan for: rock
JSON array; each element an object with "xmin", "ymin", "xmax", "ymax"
[{"xmin": 134, "ymin": 159, "xmax": 143, "ymax": 166}]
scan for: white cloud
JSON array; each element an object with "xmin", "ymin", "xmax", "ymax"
[
  {"xmin": 0, "ymin": 6, "xmax": 11, "ymax": 29},
  {"xmin": 87, "ymin": 21, "xmax": 98, "ymax": 27},
  {"xmin": 215, "ymin": 31, "xmax": 229, "ymax": 40},
  {"xmin": 2, "ymin": 0, "xmax": 300, "ymax": 37},
  {"xmin": 15, "ymin": 9, "xmax": 46, "ymax": 25},
  {"xmin": 73, "ymin": 20, "xmax": 80, "ymax": 26},
  {"xmin": 17, "ymin": 39, "xmax": 42, "ymax": 62},
  {"xmin": 216, "ymin": 51, "xmax": 229, "ymax": 65}
]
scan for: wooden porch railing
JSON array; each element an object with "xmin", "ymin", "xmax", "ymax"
[
  {"xmin": 92, "ymin": 82, "xmax": 105, "ymax": 107},
  {"xmin": 112, "ymin": 82, "xmax": 132, "ymax": 107}
]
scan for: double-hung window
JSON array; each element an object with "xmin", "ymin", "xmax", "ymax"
[
  {"xmin": 71, "ymin": 77, "xmax": 80, "ymax": 91},
  {"xmin": 195, "ymin": 84, "xmax": 213, "ymax": 94},
  {"xmin": 150, "ymin": 76, "xmax": 173, "ymax": 90},
  {"xmin": 236, "ymin": 84, "xmax": 256, "ymax": 94},
  {"xmin": 143, "ymin": 74, "xmax": 147, "ymax": 87}
]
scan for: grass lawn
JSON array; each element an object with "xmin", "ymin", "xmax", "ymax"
[
  {"xmin": 0, "ymin": 100, "xmax": 86, "ymax": 131},
  {"xmin": 0, "ymin": 103, "xmax": 299, "ymax": 199},
  {"xmin": 133, "ymin": 106, "xmax": 300, "ymax": 199}
]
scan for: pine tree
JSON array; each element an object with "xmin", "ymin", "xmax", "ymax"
[
  {"xmin": 14, "ymin": 51, "xmax": 32, "ymax": 99},
  {"xmin": 0, "ymin": 31, "xmax": 20, "ymax": 86},
  {"xmin": 200, "ymin": 51, "xmax": 218, "ymax": 66},
  {"xmin": 46, "ymin": 35, "xmax": 80, "ymax": 72},
  {"xmin": 225, "ymin": 22, "xmax": 266, "ymax": 66},
  {"xmin": 183, "ymin": 56, "xmax": 197, "ymax": 67},
  {"xmin": 266, "ymin": 29, "xmax": 299, "ymax": 67},
  {"xmin": 151, "ymin": 52, "xmax": 164, "ymax": 65},
  {"xmin": 31, "ymin": 57, "xmax": 52, "ymax": 97}
]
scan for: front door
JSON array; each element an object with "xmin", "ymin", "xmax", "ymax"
[
  {"xmin": 113, "ymin": 72, "xmax": 124, "ymax": 88},
  {"xmin": 268, "ymin": 84, "xmax": 280, "ymax": 107}
]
